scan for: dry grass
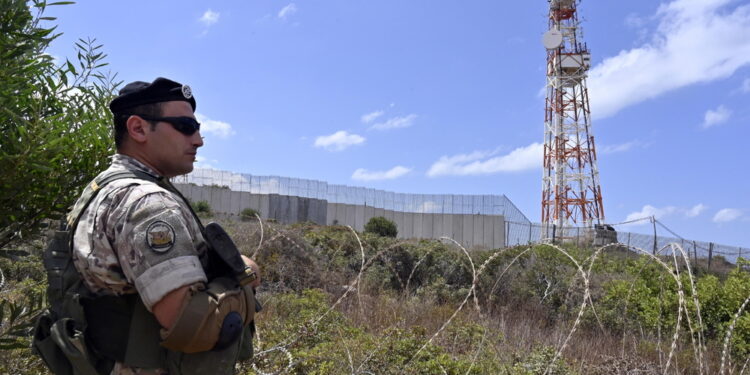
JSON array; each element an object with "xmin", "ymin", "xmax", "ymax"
[{"xmin": 221, "ymin": 217, "xmax": 749, "ymax": 374}]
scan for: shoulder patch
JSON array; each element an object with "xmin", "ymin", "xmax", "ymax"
[{"xmin": 146, "ymin": 221, "xmax": 175, "ymax": 253}]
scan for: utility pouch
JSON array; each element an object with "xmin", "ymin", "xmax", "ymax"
[
  {"xmin": 49, "ymin": 318, "xmax": 103, "ymax": 375},
  {"xmin": 33, "ymin": 310, "xmax": 73, "ymax": 375},
  {"xmin": 237, "ymin": 322, "xmax": 255, "ymax": 361}
]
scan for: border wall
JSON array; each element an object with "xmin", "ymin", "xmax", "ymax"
[{"xmin": 175, "ymin": 183, "xmax": 505, "ymax": 249}]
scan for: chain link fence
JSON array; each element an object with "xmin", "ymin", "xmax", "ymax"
[
  {"xmin": 174, "ymin": 168, "xmax": 531, "ymax": 223},
  {"xmin": 505, "ymin": 218, "xmax": 749, "ymax": 265},
  {"xmin": 175, "ymin": 169, "xmax": 746, "ymax": 265}
]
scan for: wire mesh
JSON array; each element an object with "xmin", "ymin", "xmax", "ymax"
[
  {"xmin": 504, "ymin": 220, "xmax": 748, "ymax": 264},
  {"xmin": 174, "ymin": 168, "xmax": 531, "ymax": 223}
]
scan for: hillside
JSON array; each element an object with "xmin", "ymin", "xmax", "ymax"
[{"xmin": 1, "ymin": 217, "xmax": 749, "ymax": 374}]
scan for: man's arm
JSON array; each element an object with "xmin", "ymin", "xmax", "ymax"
[
  {"xmin": 153, "ymin": 285, "xmax": 191, "ymax": 329},
  {"xmin": 152, "ymin": 256, "xmax": 260, "ymax": 330}
]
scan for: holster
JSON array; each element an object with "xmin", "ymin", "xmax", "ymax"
[{"xmin": 33, "ymin": 310, "xmax": 110, "ymax": 375}]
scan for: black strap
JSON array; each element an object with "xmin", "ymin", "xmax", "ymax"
[{"xmin": 156, "ymin": 177, "xmax": 206, "ymax": 233}]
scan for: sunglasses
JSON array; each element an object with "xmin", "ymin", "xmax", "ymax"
[{"xmin": 136, "ymin": 115, "xmax": 201, "ymax": 135}]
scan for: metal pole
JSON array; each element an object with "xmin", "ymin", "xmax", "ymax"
[
  {"xmin": 652, "ymin": 216, "xmax": 657, "ymax": 255},
  {"xmin": 552, "ymin": 224, "xmax": 557, "ymax": 243},
  {"xmin": 505, "ymin": 221, "xmax": 509, "ymax": 247},
  {"xmin": 693, "ymin": 241, "xmax": 698, "ymax": 266},
  {"xmin": 627, "ymin": 232, "xmax": 631, "ymax": 248},
  {"xmin": 708, "ymin": 243, "xmax": 714, "ymax": 271},
  {"xmin": 528, "ymin": 222, "xmax": 532, "ymax": 244}
]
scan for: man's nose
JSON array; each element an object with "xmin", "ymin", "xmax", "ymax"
[{"xmin": 192, "ymin": 130, "xmax": 204, "ymax": 147}]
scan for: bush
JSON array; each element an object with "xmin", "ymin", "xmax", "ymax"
[
  {"xmin": 192, "ymin": 200, "xmax": 212, "ymax": 216},
  {"xmin": 240, "ymin": 207, "xmax": 260, "ymax": 221},
  {"xmin": 0, "ymin": 0, "xmax": 119, "ymax": 250},
  {"xmin": 364, "ymin": 216, "xmax": 398, "ymax": 238}
]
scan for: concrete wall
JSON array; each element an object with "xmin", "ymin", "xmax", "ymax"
[{"xmin": 176, "ymin": 184, "xmax": 505, "ymax": 249}]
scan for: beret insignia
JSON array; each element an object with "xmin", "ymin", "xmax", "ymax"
[
  {"xmin": 181, "ymin": 84, "xmax": 192, "ymax": 99},
  {"xmin": 146, "ymin": 221, "xmax": 175, "ymax": 253}
]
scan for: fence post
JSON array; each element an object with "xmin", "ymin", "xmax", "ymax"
[
  {"xmin": 528, "ymin": 222, "xmax": 532, "ymax": 244},
  {"xmin": 708, "ymin": 242, "xmax": 714, "ymax": 271},
  {"xmin": 739, "ymin": 247, "xmax": 743, "ymax": 263},
  {"xmin": 552, "ymin": 224, "xmax": 557, "ymax": 243},
  {"xmin": 693, "ymin": 241, "xmax": 698, "ymax": 266},
  {"xmin": 505, "ymin": 221, "xmax": 509, "ymax": 248},
  {"xmin": 652, "ymin": 216, "xmax": 657, "ymax": 255},
  {"xmin": 627, "ymin": 232, "xmax": 631, "ymax": 248}
]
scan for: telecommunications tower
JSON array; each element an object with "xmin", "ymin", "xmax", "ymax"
[{"xmin": 541, "ymin": 0, "xmax": 604, "ymax": 231}]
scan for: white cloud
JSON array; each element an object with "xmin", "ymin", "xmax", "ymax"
[
  {"xmin": 427, "ymin": 143, "xmax": 543, "ymax": 177},
  {"xmin": 361, "ymin": 110, "xmax": 384, "ymax": 124},
  {"xmin": 199, "ymin": 9, "xmax": 220, "ymax": 26},
  {"xmin": 195, "ymin": 113, "xmax": 234, "ymax": 138},
  {"xmin": 685, "ymin": 203, "xmax": 707, "ymax": 218},
  {"xmin": 625, "ymin": 13, "xmax": 646, "ymax": 28},
  {"xmin": 624, "ymin": 205, "xmax": 678, "ymax": 225},
  {"xmin": 742, "ymin": 78, "xmax": 750, "ymax": 93},
  {"xmin": 713, "ymin": 208, "xmax": 743, "ymax": 223},
  {"xmin": 588, "ymin": 0, "xmax": 750, "ymax": 119},
  {"xmin": 370, "ymin": 114, "xmax": 417, "ymax": 130},
  {"xmin": 599, "ymin": 140, "xmax": 645, "ymax": 154},
  {"xmin": 194, "ymin": 155, "xmax": 218, "ymax": 169},
  {"xmin": 624, "ymin": 203, "xmax": 711, "ymax": 224},
  {"xmin": 351, "ymin": 166, "xmax": 411, "ymax": 181},
  {"xmin": 278, "ymin": 3, "xmax": 298, "ymax": 20},
  {"xmin": 314, "ymin": 130, "xmax": 365, "ymax": 151},
  {"xmin": 702, "ymin": 105, "xmax": 732, "ymax": 128}
]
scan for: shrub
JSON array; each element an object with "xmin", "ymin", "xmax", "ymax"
[
  {"xmin": 0, "ymin": 0, "xmax": 119, "ymax": 250},
  {"xmin": 240, "ymin": 208, "xmax": 260, "ymax": 221},
  {"xmin": 191, "ymin": 200, "xmax": 212, "ymax": 216},
  {"xmin": 364, "ymin": 216, "xmax": 398, "ymax": 238}
]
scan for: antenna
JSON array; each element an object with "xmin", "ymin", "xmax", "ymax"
[{"xmin": 541, "ymin": 0, "xmax": 605, "ymax": 233}]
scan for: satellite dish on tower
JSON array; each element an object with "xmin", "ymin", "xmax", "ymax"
[{"xmin": 542, "ymin": 29, "xmax": 563, "ymax": 49}]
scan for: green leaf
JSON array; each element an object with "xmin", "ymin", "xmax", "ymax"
[{"xmin": 65, "ymin": 59, "xmax": 76, "ymax": 75}]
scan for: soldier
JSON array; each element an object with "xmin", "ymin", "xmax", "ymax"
[{"xmin": 39, "ymin": 77, "xmax": 261, "ymax": 374}]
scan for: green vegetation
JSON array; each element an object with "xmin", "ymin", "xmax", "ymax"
[
  {"xmin": 0, "ymin": 0, "xmax": 120, "ymax": 251},
  {"xmin": 364, "ymin": 216, "xmax": 398, "ymax": 238},
  {"xmin": 241, "ymin": 208, "xmax": 260, "ymax": 221},
  {"xmin": 4, "ymin": 218, "xmax": 750, "ymax": 374},
  {"xmin": 191, "ymin": 200, "xmax": 212, "ymax": 216}
]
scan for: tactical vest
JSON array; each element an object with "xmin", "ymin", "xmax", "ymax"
[{"xmin": 32, "ymin": 170, "xmax": 254, "ymax": 375}]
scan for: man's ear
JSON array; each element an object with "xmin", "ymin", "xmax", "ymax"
[{"xmin": 126, "ymin": 115, "xmax": 150, "ymax": 144}]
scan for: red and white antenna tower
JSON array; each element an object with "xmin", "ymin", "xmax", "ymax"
[{"xmin": 541, "ymin": 0, "xmax": 604, "ymax": 231}]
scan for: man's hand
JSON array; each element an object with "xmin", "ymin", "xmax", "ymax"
[{"xmin": 241, "ymin": 255, "xmax": 261, "ymax": 288}]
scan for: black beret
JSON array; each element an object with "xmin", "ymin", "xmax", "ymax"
[{"xmin": 109, "ymin": 77, "xmax": 196, "ymax": 113}]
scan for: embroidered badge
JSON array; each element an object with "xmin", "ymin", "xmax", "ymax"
[
  {"xmin": 181, "ymin": 84, "xmax": 192, "ymax": 99},
  {"xmin": 146, "ymin": 221, "xmax": 175, "ymax": 253}
]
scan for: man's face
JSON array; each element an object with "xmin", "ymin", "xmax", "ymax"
[{"xmin": 144, "ymin": 101, "xmax": 203, "ymax": 177}]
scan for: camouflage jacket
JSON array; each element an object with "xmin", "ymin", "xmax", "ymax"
[{"xmin": 70, "ymin": 154, "xmax": 208, "ymax": 374}]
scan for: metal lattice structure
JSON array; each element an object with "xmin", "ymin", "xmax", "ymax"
[{"xmin": 541, "ymin": 0, "xmax": 604, "ymax": 230}]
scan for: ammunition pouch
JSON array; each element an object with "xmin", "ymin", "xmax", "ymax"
[{"xmin": 160, "ymin": 278, "xmax": 255, "ymax": 354}]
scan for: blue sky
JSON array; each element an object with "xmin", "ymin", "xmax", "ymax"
[{"xmin": 45, "ymin": 0, "xmax": 750, "ymax": 247}]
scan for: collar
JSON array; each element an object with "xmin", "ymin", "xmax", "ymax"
[{"xmin": 111, "ymin": 154, "xmax": 162, "ymax": 178}]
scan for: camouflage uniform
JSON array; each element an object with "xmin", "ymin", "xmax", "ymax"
[{"xmin": 71, "ymin": 154, "xmax": 208, "ymax": 375}]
